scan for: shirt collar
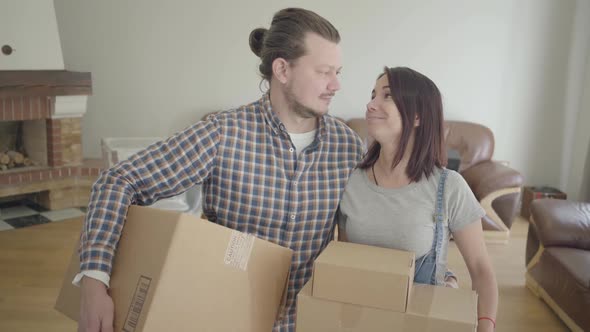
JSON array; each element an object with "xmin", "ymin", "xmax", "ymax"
[{"xmin": 259, "ymin": 92, "xmax": 328, "ymax": 142}]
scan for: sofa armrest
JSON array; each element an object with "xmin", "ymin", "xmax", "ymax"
[
  {"xmin": 530, "ymin": 199, "xmax": 590, "ymax": 250},
  {"xmin": 460, "ymin": 161, "xmax": 524, "ymax": 200}
]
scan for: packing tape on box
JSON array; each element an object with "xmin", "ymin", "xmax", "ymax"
[{"xmin": 401, "ymin": 284, "xmax": 435, "ymax": 331}]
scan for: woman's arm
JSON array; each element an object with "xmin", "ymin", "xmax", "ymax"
[{"xmin": 453, "ymin": 221, "xmax": 498, "ymax": 332}]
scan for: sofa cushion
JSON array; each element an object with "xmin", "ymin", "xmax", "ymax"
[
  {"xmin": 545, "ymin": 247, "xmax": 590, "ymax": 288},
  {"xmin": 531, "ymin": 200, "xmax": 590, "ymax": 250}
]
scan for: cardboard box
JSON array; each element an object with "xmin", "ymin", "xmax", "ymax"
[
  {"xmin": 406, "ymin": 284, "xmax": 478, "ymax": 331},
  {"xmin": 312, "ymin": 241, "xmax": 415, "ymax": 312},
  {"xmin": 55, "ymin": 205, "xmax": 293, "ymax": 332},
  {"xmin": 297, "ymin": 281, "xmax": 405, "ymax": 331},
  {"xmin": 296, "ymin": 281, "xmax": 477, "ymax": 332}
]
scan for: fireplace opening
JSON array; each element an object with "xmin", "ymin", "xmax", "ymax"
[{"xmin": 0, "ymin": 120, "xmax": 48, "ymax": 173}]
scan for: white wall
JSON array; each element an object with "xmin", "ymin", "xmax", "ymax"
[
  {"xmin": 567, "ymin": 44, "xmax": 590, "ymax": 201},
  {"xmin": 561, "ymin": 0, "xmax": 590, "ymax": 200},
  {"xmin": 581, "ymin": 141, "xmax": 590, "ymax": 202},
  {"xmin": 0, "ymin": 0, "xmax": 64, "ymax": 70},
  {"xmin": 54, "ymin": 0, "xmax": 579, "ymax": 187}
]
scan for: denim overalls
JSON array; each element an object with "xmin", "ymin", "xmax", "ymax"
[{"xmin": 413, "ymin": 168, "xmax": 450, "ymax": 285}]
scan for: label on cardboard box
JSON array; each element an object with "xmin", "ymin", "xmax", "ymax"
[
  {"xmin": 224, "ymin": 231, "xmax": 255, "ymax": 271},
  {"xmin": 122, "ymin": 275, "xmax": 152, "ymax": 332}
]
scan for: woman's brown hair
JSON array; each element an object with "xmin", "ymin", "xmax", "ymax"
[{"xmin": 359, "ymin": 67, "xmax": 446, "ymax": 182}]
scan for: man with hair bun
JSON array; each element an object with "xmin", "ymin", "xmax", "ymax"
[{"xmin": 76, "ymin": 7, "xmax": 363, "ymax": 332}]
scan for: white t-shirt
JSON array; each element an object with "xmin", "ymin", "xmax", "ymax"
[{"xmin": 289, "ymin": 130, "xmax": 317, "ymax": 157}]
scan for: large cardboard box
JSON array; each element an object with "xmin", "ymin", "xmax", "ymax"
[
  {"xmin": 55, "ymin": 205, "xmax": 293, "ymax": 332},
  {"xmin": 297, "ymin": 281, "xmax": 405, "ymax": 331},
  {"xmin": 312, "ymin": 241, "xmax": 415, "ymax": 312},
  {"xmin": 296, "ymin": 281, "xmax": 477, "ymax": 332},
  {"xmin": 405, "ymin": 283, "xmax": 478, "ymax": 331}
]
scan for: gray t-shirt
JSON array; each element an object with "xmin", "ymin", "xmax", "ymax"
[{"xmin": 337, "ymin": 167, "xmax": 485, "ymax": 258}]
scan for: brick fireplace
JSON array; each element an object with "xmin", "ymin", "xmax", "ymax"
[{"xmin": 0, "ymin": 70, "xmax": 103, "ymax": 210}]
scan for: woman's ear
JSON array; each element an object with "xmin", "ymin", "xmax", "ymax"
[
  {"xmin": 272, "ymin": 58, "xmax": 290, "ymax": 84},
  {"xmin": 414, "ymin": 114, "xmax": 420, "ymax": 127}
]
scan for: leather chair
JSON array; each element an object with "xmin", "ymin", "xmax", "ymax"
[
  {"xmin": 525, "ymin": 198, "xmax": 590, "ymax": 332},
  {"xmin": 345, "ymin": 119, "xmax": 524, "ymax": 243}
]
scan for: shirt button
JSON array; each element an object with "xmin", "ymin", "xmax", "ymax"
[
  {"xmin": 290, "ymin": 214, "xmax": 296, "ymax": 220},
  {"xmin": 289, "ymin": 148, "xmax": 294, "ymax": 152}
]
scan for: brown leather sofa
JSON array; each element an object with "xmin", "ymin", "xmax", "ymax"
[
  {"xmin": 525, "ymin": 199, "xmax": 590, "ymax": 331},
  {"xmin": 346, "ymin": 119, "xmax": 524, "ymax": 243}
]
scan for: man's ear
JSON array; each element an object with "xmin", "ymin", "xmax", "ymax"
[{"xmin": 272, "ymin": 58, "xmax": 290, "ymax": 84}]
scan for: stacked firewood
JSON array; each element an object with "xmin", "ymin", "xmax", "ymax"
[{"xmin": 0, "ymin": 151, "xmax": 35, "ymax": 171}]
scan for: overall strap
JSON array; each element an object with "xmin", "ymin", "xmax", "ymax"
[
  {"xmin": 434, "ymin": 168, "xmax": 449, "ymax": 224},
  {"xmin": 431, "ymin": 168, "xmax": 449, "ymax": 285}
]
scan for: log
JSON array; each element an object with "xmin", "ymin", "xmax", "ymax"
[
  {"xmin": 7, "ymin": 151, "xmax": 24, "ymax": 164},
  {"xmin": 0, "ymin": 153, "xmax": 9, "ymax": 165}
]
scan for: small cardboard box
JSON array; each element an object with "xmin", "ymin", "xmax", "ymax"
[
  {"xmin": 55, "ymin": 205, "xmax": 293, "ymax": 332},
  {"xmin": 296, "ymin": 281, "xmax": 478, "ymax": 332},
  {"xmin": 312, "ymin": 241, "xmax": 415, "ymax": 312}
]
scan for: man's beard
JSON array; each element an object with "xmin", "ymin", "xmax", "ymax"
[{"xmin": 284, "ymin": 84, "xmax": 325, "ymax": 119}]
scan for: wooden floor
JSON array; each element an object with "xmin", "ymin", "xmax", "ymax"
[
  {"xmin": 0, "ymin": 216, "xmax": 569, "ymax": 331},
  {"xmin": 0, "ymin": 217, "xmax": 80, "ymax": 332},
  {"xmin": 447, "ymin": 216, "xmax": 569, "ymax": 331}
]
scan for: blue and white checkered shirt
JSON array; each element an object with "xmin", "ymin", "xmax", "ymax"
[{"xmin": 79, "ymin": 93, "xmax": 364, "ymax": 331}]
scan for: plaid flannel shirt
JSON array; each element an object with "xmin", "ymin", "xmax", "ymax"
[{"xmin": 79, "ymin": 93, "xmax": 364, "ymax": 331}]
